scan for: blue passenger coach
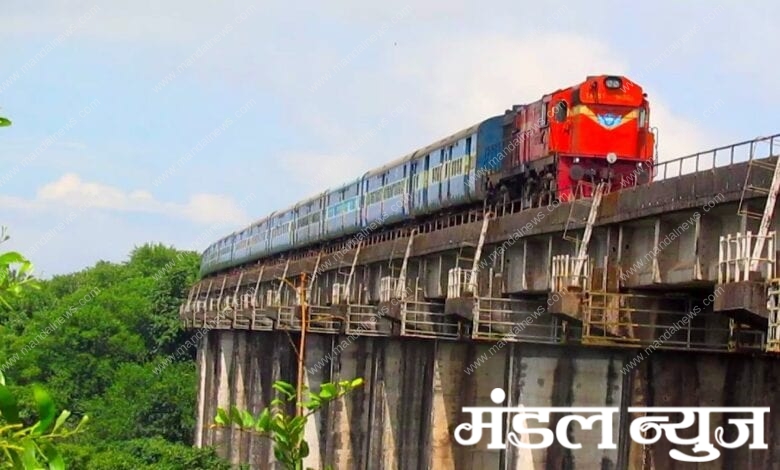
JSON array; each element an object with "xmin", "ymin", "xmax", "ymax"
[
  {"xmin": 324, "ymin": 178, "xmax": 362, "ymax": 238},
  {"xmin": 268, "ymin": 209, "xmax": 295, "ymax": 255},
  {"xmin": 199, "ymin": 115, "xmax": 504, "ymax": 277},
  {"xmin": 294, "ymin": 193, "xmax": 326, "ymax": 247},
  {"xmin": 364, "ymin": 154, "xmax": 412, "ymax": 226}
]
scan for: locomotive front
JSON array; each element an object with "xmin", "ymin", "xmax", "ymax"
[{"xmin": 553, "ymin": 75, "xmax": 655, "ymax": 197}]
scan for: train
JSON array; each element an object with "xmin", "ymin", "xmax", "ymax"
[{"xmin": 200, "ymin": 74, "xmax": 655, "ymax": 276}]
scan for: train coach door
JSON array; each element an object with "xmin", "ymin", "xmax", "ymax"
[
  {"xmin": 550, "ymin": 91, "xmax": 572, "ymax": 155},
  {"xmin": 539, "ymin": 96, "xmax": 551, "ymax": 155},
  {"xmin": 409, "ymin": 160, "xmax": 418, "ymax": 211},
  {"xmin": 423, "ymin": 154, "xmax": 430, "ymax": 211}
]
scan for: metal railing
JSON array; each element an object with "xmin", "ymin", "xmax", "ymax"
[
  {"xmin": 447, "ymin": 267, "xmax": 475, "ymax": 298},
  {"xmin": 346, "ymin": 305, "xmax": 391, "ymax": 337},
  {"xmin": 653, "ymin": 134, "xmax": 780, "ymax": 181},
  {"xmin": 308, "ymin": 305, "xmax": 342, "ymax": 334},
  {"xmin": 276, "ymin": 306, "xmax": 299, "ymax": 330},
  {"xmin": 471, "ymin": 297, "xmax": 562, "ymax": 344},
  {"xmin": 766, "ymin": 279, "xmax": 780, "ymax": 353},
  {"xmin": 400, "ymin": 300, "xmax": 460, "ymax": 339},
  {"xmin": 332, "ymin": 283, "xmax": 348, "ymax": 305},
  {"xmin": 583, "ymin": 292, "xmax": 764, "ymax": 351},
  {"xmin": 551, "ymin": 255, "xmax": 590, "ymax": 292},
  {"xmin": 379, "ymin": 276, "xmax": 400, "ymax": 302},
  {"xmin": 250, "ymin": 311, "xmax": 274, "ymax": 331},
  {"xmin": 718, "ymin": 231, "xmax": 776, "ymax": 283}
]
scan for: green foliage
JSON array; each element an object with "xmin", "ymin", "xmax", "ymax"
[
  {"xmin": 0, "ymin": 241, "xmax": 229, "ymax": 469},
  {"xmin": 0, "ymin": 371, "xmax": 88, "ymax": 469},
  {"xmin": 0, "ymin": 236, "xmax": 39, "ymax": 309},
  {"xmin": 61, "ymin": 437, "xmax": 236, "ymax": 470},
  {"xmin": 214, "ymin": 378, "xmax": 364, "ymax": 470},
  {"xmin": 0, "ymin": 230, "xmax": 86, "ymax": 469},
  {"xmin": 85, "ymin": 362, "xmax": 196, "ymax": 444}
]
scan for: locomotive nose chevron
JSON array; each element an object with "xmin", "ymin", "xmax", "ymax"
[{"xmin": 597, "ymin": 113, "xmax": 623, "ymax": 128}]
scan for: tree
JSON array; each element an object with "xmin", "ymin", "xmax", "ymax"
[
  {"xmin": 0, "ymin": 228, "xmax": 88, "ymax": 468},
  {"xmin": 0, "ymin": 374, "xmax": 89, "ymax": 469},
  {"xmin": 0, "ymin": 241, "xmax": 233, "ymax": 468},
  {"xmin": 213, "ymin": 378, "xmax": 363, "ymax": 470},
  {"xmin": 0, "ymin": 227, "xmax": 37, "ymax": 309}
]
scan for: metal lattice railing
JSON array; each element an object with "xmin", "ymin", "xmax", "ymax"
[
  {"xmin": 447, "ymin": 267, "xmax": 475, "ymax": 298},
  {"xmin": 379, "ymin": 276, "xmax": 400, "ymax": 302},
  {"xmin": 653, "ymin": 134, "xmax": 780, "ymax": 181},
  {"xmin": 767, "ymin": 279, "xmax": 780, "ymax": 353},
  {"xmin": 718, "ymin": 231, "xmax": 776, "ymax": 283},
  {"xmin": 551, "ymin": 255, "xmax": 591, "ymax": 292},
  {"xmin": 583, "ymin": 292, "xmax": 765, "ymax": 351},
  {"xmin": 471, "ymin": 297, "xmax": 563, "ymax": 344},
  {"xmin": 400, "ymin": 300, "xmax": 460, "ymax": 339},
  {"xmin": 346, "ymin": 305, "xmax": 391, "ymax": 337}
]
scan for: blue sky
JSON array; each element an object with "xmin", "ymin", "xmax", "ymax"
[{"xmin": 1, "ymin": 0, "xmax": 778, "ymax": 276}]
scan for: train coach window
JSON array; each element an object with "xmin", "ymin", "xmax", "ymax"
[
  {"xmin": 465, "ymin": 137, "xmax": 472, "ymax": 155},
  {"xmin": 554, "ymin": 101, "xmax": 568, "ymax": 123}
]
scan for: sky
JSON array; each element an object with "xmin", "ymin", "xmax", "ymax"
[{"xmin": 1, "ymin": 0, "xmax": 779, "ymax": 276}]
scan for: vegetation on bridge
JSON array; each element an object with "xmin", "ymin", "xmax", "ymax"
[{"xmin": 213, "ymin": 378, "xmax": 363, "ymax": 470}]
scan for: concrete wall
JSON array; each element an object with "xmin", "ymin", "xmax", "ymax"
[{"xmin": 194, "ymin": 330, "xmax": 780, "ymax": 469}]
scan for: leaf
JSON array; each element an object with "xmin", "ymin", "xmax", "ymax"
[
  {"xmin": 272, "ymin": 381, "xmax": 296, "ymax": 400},
  {"xmin": 230, "ymin": 406, "xmax": 244, "ymax": 427},
  {"xmin": 8, "ymin": 448, "xmax": 23, "ymax": 468},
  {"xmin": 240, "ymin": 409, "xmax": 254, "ymax": 428},
  {"xmin": 270, "ymin": 415, "xmax": 287, "ymax": 435},
  {"xmin": 0, "ymin": 383, "xmax": 20, "ymax": 423},
  {"xmin": 301, "ymin": 400, "xmax": 320, "ymax": 411},
  {"xmin": 41, "ymin": 443, "xmax": 65, "ymax": 470},
  {"xmin": 0, "ymin": 251, "xmax": 27, "ymax": 266},
  {"xmin": 216, "ymin": 408, "xmax": 230, "ymax": 425},
  {"xmin": 52, "ymin": 410, "xmax": 71, "ymax": 434},
  {"xmin": 22, "ymin": 440, "xmax": 39, "ymax": 469},
  {"xmin": 74, "ymin": 414, "xmax": 89, "ymax": 432},
  {"xmin": 300, "ymin": 440, "xmax": 310, "ymax": 458},
  {"xmin": 350, "ymin": 378, "xmax": 364, "ymax": 388},
  {"xmin": 289, "ymin": 416, "xmax": 306, "ymax": 439},
  {"xmin": 0, "ymin": 370, "xmax": 4, "ymax": 386},
  {"xmin": 0, "ymin": 117, "xmax": 11, "ymax": 127},
  {"xmin": 33, "ymin": 386, "xmax": 57, "ymax": 435},
  {"xmin": 255, "ymin": 408, "xmax": 270, "ymax": 432},
  {"xmin": 319, "ymin": 383, "xmax": 337, "ymax": 400}
]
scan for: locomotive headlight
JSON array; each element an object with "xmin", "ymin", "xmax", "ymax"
[
  {"xmin": 606, "ymin": 152, "xmax": 617, "ymax": 164},
  {"xmin": 605, "ymin": 77, "xmax": 622, "ymax": 89},
  {"xmin": 573, "ymin": 157, "xmax": 580, "ymax": 163}
]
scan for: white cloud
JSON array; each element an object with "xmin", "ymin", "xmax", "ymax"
[
  {"xmin": 387, "ymin": 33, "xmax": 629, "ymax": 135},
  {"xmin": 2, "ymin": 173, "xmax": 250, "ymax": 226},
  {"xmin": 278, "ymin": 32, "xmax": 718, "ymax": 190},
  {"xmin": 646, "ymin": 100, "xmax": 720, "ymax": 162},
  {"xmin": 179, "ymin": 193, "xmax": 251, "ymax": 226},
  {"xmin": 0, "ymin": 1, "xmax": 238, "ymax": 43},
  {"xmin": 280, "ymin": 153, "xmax": 373, "ymax": 196}
]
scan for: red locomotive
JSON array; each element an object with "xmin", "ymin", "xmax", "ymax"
[{"xmin": 498, "ymin": 75, "xmax": 655, "ymax": 202}]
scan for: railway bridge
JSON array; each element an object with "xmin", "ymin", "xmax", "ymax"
[{"xmin": 180, "ymin": 134, "xmax": 780, "ymax": 469}]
